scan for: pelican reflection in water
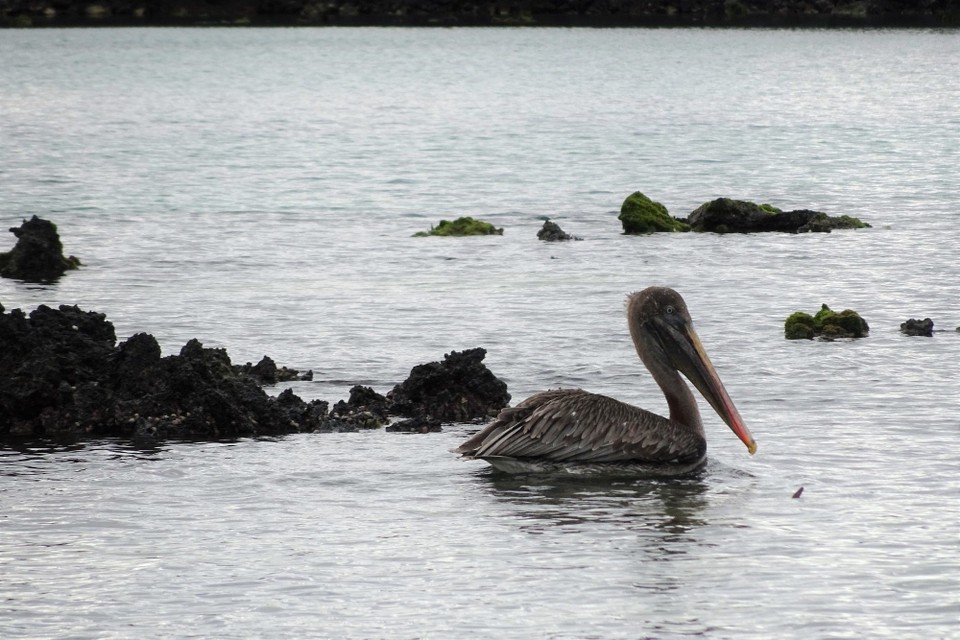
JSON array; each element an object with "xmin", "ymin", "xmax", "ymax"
[{"xmin": 454, "ymin": 287, "xmax": 756, "ymax": 474}]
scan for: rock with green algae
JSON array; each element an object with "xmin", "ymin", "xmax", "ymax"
[
  {"xmin": 618, "ymin": 192, "xmax": 689, "ymax": 234},
  {"xmin": 785, "ymin": 304, "xmax": 869, "ymax": 340},
  {"xmin": 413, "ymin": 216, "xmax": 503, "ymax": 237},
  {"xmin": 688, "ymin": 198, "xmax": 870, "ymax": 234}
]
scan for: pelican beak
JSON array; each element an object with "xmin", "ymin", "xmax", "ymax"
[{"xmin": 658, "ymin": 318, "xmax": 757, "ymax": 455}]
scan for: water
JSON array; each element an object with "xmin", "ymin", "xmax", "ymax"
[{"xmin": 1, "ymin": 27, "xmax": 959, "ymax": 638}]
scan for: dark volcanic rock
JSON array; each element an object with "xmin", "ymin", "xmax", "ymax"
[
  {"xmin": 336, "ymin": 385, "xmax": 390, "ymax": 418},
  {"xmin": 0, "ymin": 303, "xmax": 517, "ymax": 441},
  {"xmin": 0, "ymin": 216, "xmax": 81, "ymax": 282},
  {"xmin": 900, "ymin": 318, "xmax": 934, "ymax": 337},
  {"xmin": 387, "ymin": 347, "xmax": 510, "ymax": 422},
  {"xmin": 0, "ymin": 303, "xmax": 330, "ymax": 440},
  {"xmin": 235, "ymin": 355, "xmax": 311, "ymax": 384},
  {"xmin": 329, "ymin": 385, "xmax": 390, "ymax": 429},
  {"xmin": 687, "ymin": 199, "xmax": 870, "ymax": 234},
  {"xmin": 537, "ymin": 219, "xmax": 581, "ymax": 241}
]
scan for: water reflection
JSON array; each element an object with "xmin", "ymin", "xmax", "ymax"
[
  {"xmin": 0, "ymin": 437, "xmax": 168, "ymax": 476},
  {"xmin": 3, "ymin": 279, "xmax": 63, "ymax": 290},
  {"xmin": 480, "ymin": 469, "xmax": 710, "ymax": 538},
  {"xmin": 473, "ymin": 469, "xmax": 720, "ymax": 600}
]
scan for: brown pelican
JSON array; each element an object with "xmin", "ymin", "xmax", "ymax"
[{"xmin": 454, "ymin": 287, "xmax": 756, "ymax": 474}]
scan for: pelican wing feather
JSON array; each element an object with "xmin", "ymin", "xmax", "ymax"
[{"xmin": 455, "ymin": 389, "xmax": 706, "ymax": 464}]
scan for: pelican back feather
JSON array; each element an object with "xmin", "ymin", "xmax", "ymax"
[{"xmin": 455, "ymin": 389, "xmax": 706, "ymax": 465}]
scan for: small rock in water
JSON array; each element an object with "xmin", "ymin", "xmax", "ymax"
[
  {"xmin": 537, "ymin": 219, "xmax": 581, "ymax": 241},
  {"xmin": 900, "ymin": 318, "xmax": 934, "ymax": 337},
  {"xmin": 686, "ymin": 198, "xmax": 869, "ymax": 233},
  {"xmin": 0, "ymin": 215, "xmax": 81, "ymax": 282},
  {"xmin": 413, "ymin": 216, "xmax": 502, "ymax": 237},
  {"xmin": 618, "ymin": 191, "xmax": 688, "ymax": 234},
  {"xmin": 330, "ymin": 385, "xmax": 390, "ymax": 428},
  {"xmin": 235, "ymin": 355, "xmax": 309, "ymax": 384},
  {"xmin": 784, "ymin": 304, "xmax": 869, "ymax": 340}
]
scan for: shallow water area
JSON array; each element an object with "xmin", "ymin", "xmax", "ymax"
[{"xmin": 2, "ymin": 26, "xmax": 959, "ymax": 639}]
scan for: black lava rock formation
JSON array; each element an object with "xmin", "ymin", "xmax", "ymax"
[
  {"xmin": 0, "ymin": 216, "xmax": 81, "ymax": 282},
  {"xmin": 0, "ymin": 302, "xmax": 333, "ymax": 440},
  {"xmin": 900, "ymin": 318, "xmax": 934, "ymax": 336},
  {"xmin": 327, "ymin": 385, "xmax": 391, "ymax": 430},
  {"xmin": 686, "ymin": 199, "xmax": 869, "ymax": 234},
  {"xmin": 0, "ymin": 303, "xmax": 511, "ymax": 441},
  {"xmin": 235, "ymin": 355, "xmax": 312, "ymax": 384},
  {"xmin": 537, "ymin": 219, "xmax": 581, "ymax": 241},
  {"xmin": 387, "ymin": 347, "xmax": 510, "ymax": 422}
]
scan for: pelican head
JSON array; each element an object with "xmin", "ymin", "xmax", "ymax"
[{"xmin": 627, "ymin": 287, "xmax": 757, "ymax": 455}]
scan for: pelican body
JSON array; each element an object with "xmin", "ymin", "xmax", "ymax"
[{"xmin": 454, "ymin": 287, "xmax": 756, "ymax": 475}]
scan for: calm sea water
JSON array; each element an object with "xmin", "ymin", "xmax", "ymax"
[{"xmin": 2, "ymin": 27, "xmax": 959, "ymax": 639}]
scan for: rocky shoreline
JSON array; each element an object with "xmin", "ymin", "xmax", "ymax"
[
  {"xmin": 2, "ymin": 0, "xmax": 958, "ymax": 28},
  {"xmin": 0, "ymin": 301, "xmax": 510, "ymax": 442}
]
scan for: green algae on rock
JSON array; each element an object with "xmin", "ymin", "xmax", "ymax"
[
  {"xmin": 618, "ymin": 192, "xmax": 689, "ymax": 234},
  {"xmin": 688, "ymin": 198, "xmax": 870, "ymax": 233},
  {"xmin": 784, "ymin": 312, "xmax": 817, "ymax": 340},
  {"xmin": 830, "ymin": 215, "xmax": 871, "ymax": 230},
  {"xmin": 413, "ymin": 216, "xmax": 503, "ymax": 237},
  {"xmin": 785, "ymin": 304, "xmax": 869, "ymax": 340}
]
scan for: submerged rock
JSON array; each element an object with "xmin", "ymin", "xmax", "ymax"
[
  {"xmin": 687, "ymin": 198, "xmax": 869, "ymax": 233},
  {"xmin": 0, "ymin": 216, "xmax": 81, "ymax": 282},
  {"xmin": 618, "ymin": 191, "xmax": 689, "ymax": 234},
  {"xmin": 386, "ymin": 416, "xmax": 443, "ymax": 433},
  {"xmin": 785, "ymin": 304, "xmax": 869, "ymax": 340},
  {"xmin": 387, "ymin": 347, "xmax": 510, "ymax": 422},
  {"xmin": 537, "ymin": 219, "xmax": 582, "ymax": 241},
  {"xmin": 413, "ymin": 216, "xmax": 503, "ymax": 237},
  {"xmin": 900, "ymin": 318, "xmax": 934, "ymax": 337}
]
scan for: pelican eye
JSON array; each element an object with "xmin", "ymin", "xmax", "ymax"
[{"xmin": 665, "ymin": 305, "xmax": 676, "ymax": 315}]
